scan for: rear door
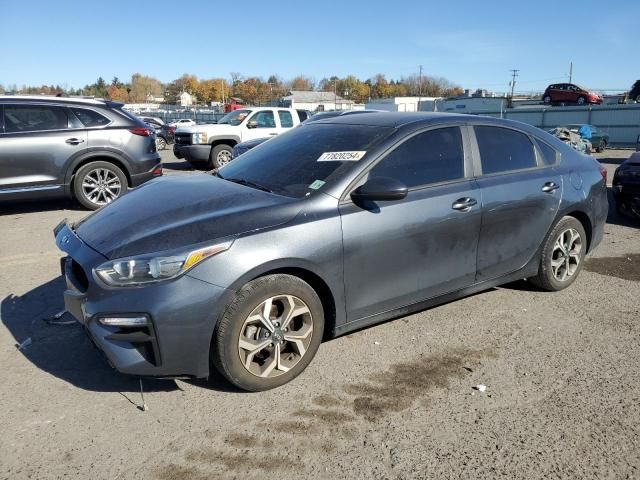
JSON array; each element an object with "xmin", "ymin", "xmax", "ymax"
[
  {"xmin": 0, "ymin": 103, "xmax": 87, "ymax": 196},
  {"xmin": 277, "ymin": 110, "xmax": 295, "ymax": 134},
  {"xmin": 471, "ymin": 125, "xmax": 562, "ymax": 281},
  {"xmin": 340, "ymin": 126, "xmax": 481, "ymax": 321}
]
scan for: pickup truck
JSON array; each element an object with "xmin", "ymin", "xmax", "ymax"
[{"xmin": 173, "ymin": 107, "xmax": 300, "ymax": 169}]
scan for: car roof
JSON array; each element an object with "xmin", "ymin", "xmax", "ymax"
[
  {"xmin": 0, "ymin": 94, "xmax": 123, "ymax": 108},
  {"xmin": 311, "ymin": 111, "xmax": 480, "ymax": 128}
]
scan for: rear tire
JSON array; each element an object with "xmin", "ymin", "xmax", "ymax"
[
  {"xmin": 73, "ymin": 161, "xmax": 128, "ymax": 210},
  {"xmin": 530, "ymin": 216, "xmax": 587, "ymax": 291},
  {"xmin": 211, "ymin": 274, "xmax": 324, "ymax": 391},
  {"xmin": 210, "ymin": 144, "xmax": 234, "ymax": 170},
  {"xmin": 596, "ymin": 140, "xmax": 607, "ymax": 153},
  {"xmin": 156, "ymin": 137, "xmax": 167, "ymax": 150},
  {"xmin": 543, "ymin": 95, "xmax": 552, "ymax": 104}
]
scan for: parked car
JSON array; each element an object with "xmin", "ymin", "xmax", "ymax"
[
  {"xmin": 628, "ymin": 80, "xmax": 640, "ymax": 103},
  {"xmin": 230, "ymin": 110, "xmax": 379, "ymax": 159},
  {"xmin": 0, "ymin": 95, "xmax": 162, "ymax": 209},
  {"xmin": 174, "ymin": 107, "xmax": 300, "ymax": 169},
  {"xmin": 542, "ymin": 83, "xmax": 603, "ymax": 106},
  {"xmin": 637, "ymin": 133, "xmax": 640, "ymax": 152},
  {"xmin": 612, "ymin": 151, "xmax": 640, "ymax": 218},
  {"xmin": 55, "ymin": 112, "xmax": 608, "ymax": 391},
  {"xmin": 563, "ymin": 124, "xmax": 609, "ymax": 152},
  {"xmin": 168, "ymin": 118, "xmax": 196, "ymax": 128},
  {"xmin": 142, "ymin": 117, "xmax": 175, "ymax": 150}
]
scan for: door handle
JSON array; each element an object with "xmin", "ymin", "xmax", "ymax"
[
  {"xmin": 65, "ymin": 138, "xmax": 85, "ymax": 145},
  {"xmin": 541, "ymin": 181, "xmax": 560, "ymax": 193},
  {"xmin": 268, "ymin": 133, "xmax": 278, "ymax": 136},
  {"xmin": 451, "ymin": 197, "xmax": 477, "ymax": 211}
]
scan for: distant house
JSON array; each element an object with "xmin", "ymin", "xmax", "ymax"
[
  {"xmin": 179, "ymin": 91, "xmax": 194, "ymax": 107},
  {"xmin": 146, "ymin": 93, "xmax": 165, "ymax": 103},
  {"xmin": 280, "ymin": 90, "xmax": 353, "ymax": 112}
]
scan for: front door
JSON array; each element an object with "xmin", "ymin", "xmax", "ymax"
[
  {"xmin": 243, "ymin": 110, "xmax": 279, "ymax": 141},
  {"xmin": 472, "ymin": 125, "xmax": 562, "ymax": 281},
  {"xmin": 340, "ymin": 126, "xmax": 482, "ymax": 321}
]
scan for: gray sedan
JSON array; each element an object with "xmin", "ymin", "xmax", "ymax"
[{"xmin": 55, "ymin": 113, "xmax": 608, "ymax": 391}]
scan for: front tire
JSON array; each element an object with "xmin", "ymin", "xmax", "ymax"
[
  {"xmin": 73, "ymin": 161, "xmax": 128, "ymax": 210},
  {"xmin": 211, "ymin": 274, "xmax": 324, "ymax": 391},
  {"xmin": 596, "ymin": 140, "xmax": 607, "ymax": 153},
  {"xmin": 210, "ymin": 144, "xmax": 234, "ymax": 170},
  {"xmin": 530, "ymin": 216, "xmax": 587, "ymax": 291},
  {"xmin": 577, "ymin": 96, "xmax": 586, "ymax": 105}
]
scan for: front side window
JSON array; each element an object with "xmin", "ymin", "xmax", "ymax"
[
  {"xmin": 71, "ymin": 108, "xmax": 110, "ymax": 127},
  {"xmin": 475, "ymin": 126, "xmax": 537, "ymax": 174},
  {"xmin": 278, "ymin": 110, "xmax": 294, "ymax": 128},
  {"xmin": 3, "ymin": 104, "xmax": 69, "ymax": 133},
  {"xmin": 369, "ymin": 127, "xmax": 465, "ymax": 188},
  {"xmin": 218, "ymin": 109, "xmax": 252, "ymax": 126},
  {"xmin": 249, "ymin": 111, "xmax": 276, "ymax": 128}
]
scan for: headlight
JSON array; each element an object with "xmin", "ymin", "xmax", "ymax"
[
  {"xmin": 94, "ymin": 238, "xmax": 234, "ymax": 287},
  {"xmin": 192, "ymin": 132, "xmax": 208, "ymax": 144}
]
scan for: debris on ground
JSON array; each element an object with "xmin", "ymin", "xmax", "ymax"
[
  {"xmin": 473, "ymin": 384, "xmax": 487, "ymax": 392},
  {"xmin": 17, "ymin": 337, "xmax": 32, "ymax": 350},
  {"xmin": 44, "ymin": 310, "xmax": 74, "ymax": 325},
  {"xmin": 374, "ymin": 341, "xmax": 380, "ymax": 345}
]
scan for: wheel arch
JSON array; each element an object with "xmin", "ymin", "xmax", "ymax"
[
  {"xmin": 565, "ymin": 210, "xmax": 593, "ymax": 252},
  {"xmin": 65, "ymin": 152, "xmax": 132, "ymax": 196}
]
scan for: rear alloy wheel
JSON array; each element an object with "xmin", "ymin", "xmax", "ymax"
[
  {"xmin": 73, "ymin": 161, "xmax": 128, "ymax": 210},
  {"xmin": 210, "ymin": 144, "xmax": 234, "ymax": 169},
  {"xmin": 211, "ymin": 274, "xmax": 324, "ymax": 391},
  {"xmin": 543, "ymin": 95, "xmax": 552, "ymax": 104},
  {"xmin": 156, "ymin": 137, "xmax": 167, "ymax": 150},
  {"xmin": 530, "ymin": 216, "xmax": 586, "ymax": 291}
]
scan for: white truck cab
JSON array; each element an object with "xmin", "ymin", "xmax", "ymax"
[{"xmin": 173, "ymin": 107, "xmax": 300, "ymax": 169}]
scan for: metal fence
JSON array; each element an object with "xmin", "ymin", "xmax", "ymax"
[{"xmin": 480, "ymin": 104, "xmax": 640, "ymax": 146}]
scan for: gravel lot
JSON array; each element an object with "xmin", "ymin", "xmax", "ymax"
[{"xmin": 0, "ymin": 148, "xmax": 638, "ymax": 480}]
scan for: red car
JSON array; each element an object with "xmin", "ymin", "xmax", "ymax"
[{"xmin": 542, "ymin": 83, "xmax": 603, "ymax": 106}]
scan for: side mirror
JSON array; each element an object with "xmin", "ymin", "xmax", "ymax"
[
  {"xmin": 247, "ymin": 120, "xmax": 258, "ymax": 129},
  {"xmin": 351, "ymin": 177, "xmax": 408, "ymax": 203}
]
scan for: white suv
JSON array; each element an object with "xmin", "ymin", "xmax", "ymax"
[{"xmin": 173, "ymin": 107, "xmax": 300, "ymax": 169}]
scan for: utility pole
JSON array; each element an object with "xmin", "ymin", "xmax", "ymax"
[
  {"xmin": 509, "ymin": 69, "xmax": 519, "ymax": 98},
  {"xmin": 418, "ymin": 64, "xmax": 423, "ymax": 97},
  {"xmin": 221, "ymin": 79, "xmax": 225, "ymax": 108},
  {"xmin": 334, "ymin": 79, "xmax": 337, "ymax": 110},
  {"xmin": 569, "ymin": 62, "xmax": 573, "ymax": 83}
]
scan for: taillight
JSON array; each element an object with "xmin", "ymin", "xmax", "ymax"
[
  {"xmin": 150, "ymin": 165, "xmax": 163, "ymax": 176},
  {"xmin": 168, "ymin": 127, "xmax": 176, "ymax": 134},
  {"xmin": 599, "ymin": 166, "xmax": 607, "ymax": 183},
  {"xmin": 129, "ymin": 127, "xmax": 152, "ymax": 137}
]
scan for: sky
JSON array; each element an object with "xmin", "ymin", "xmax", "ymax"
[{"xmin": 1, "ymin": 0, "xmax": 638, "ymax": 94}]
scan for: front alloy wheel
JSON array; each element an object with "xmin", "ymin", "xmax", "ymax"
[
  {"xmin": 211, "ymin": 274, "xmax": 324, "ymax": 391},
  {"xmin": 238, "ymin": 295, "xmax": 313, "ymax": 378}
]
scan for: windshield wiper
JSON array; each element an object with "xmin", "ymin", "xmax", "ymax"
[{"xmin": 223, "ymin": 177, "xmax": 274, "ymax": 193}]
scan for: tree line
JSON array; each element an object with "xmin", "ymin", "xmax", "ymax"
[{"xmin": 0, "ymin": 71, "xmax": 464, "ymax": 105}]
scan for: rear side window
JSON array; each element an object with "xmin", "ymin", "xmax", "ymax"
[
  {"xmin": 475, "ymin": 126, "xmax": 537, "ymax": 174},
  {"xmin": 536, "ymin": 140, "xmax": 558, "ymax": 165},
  {"xmin": 3, "ymin": 104, "xmax": 69, "ymax": 133},
  {"xmin": 71, "ymin": 108, "xmax": 110, "ymax": 127},
  {"xmin": 278, "ymin": 110, "xmax": 294, "ymax": 128},
  {"xmin": 370, "ymin": 127, "xmax": 465, "ymax": 188}
]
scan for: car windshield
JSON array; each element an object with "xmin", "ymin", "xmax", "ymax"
[
  {"xmin": 218, "ymin": 123, "xmax": 393, "ymax": 198},
  {"xmin": 218, "ymin": 109, "xmax": 252, "ymax": 126}
]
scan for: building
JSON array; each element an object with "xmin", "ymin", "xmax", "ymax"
[
  {"xmin": 365, "ymin": 96, "xmax": 441, "ymax": 112},
  {"xmin": 179, "ymin": 91, "xmax": 194, "ymax": 107},
  {"xmin": 280, "ymin": 90, "xmax": 354, "ymax": 112},
  {"xmin": 146, "ymin": 93, "xmax": 165, "ymax": 103}
]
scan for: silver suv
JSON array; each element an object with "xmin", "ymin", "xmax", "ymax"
[{"xmin": 0, "ymin": 95, "xmax": 162, "ymax": 209}]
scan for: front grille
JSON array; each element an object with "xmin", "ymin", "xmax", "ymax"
[
  {"xmin": 70, "ymin": 259, "xmax": 89, "ymax": 292},
  {"xmin": 175, "ymin": 133, "xmax": 192, "ymax": 145}
]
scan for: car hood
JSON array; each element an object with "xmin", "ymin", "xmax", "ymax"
[{"xmin": 74, "ymin": 175, "xmax": 300, "ymax": 259}]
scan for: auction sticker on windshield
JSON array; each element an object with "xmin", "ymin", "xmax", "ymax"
[{"xmin": 317, "ymin": 151, "xmax": 366, "ymax": 162}]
